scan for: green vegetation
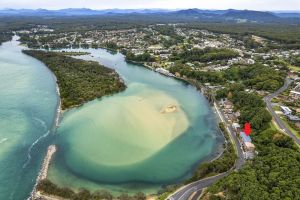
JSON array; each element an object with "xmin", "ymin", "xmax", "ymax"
[
  {"xmin": 216, "ymin": 84, "xmax": 272, "ymax": 131},
  {"xmin": 170, "ymin": 65, "xmax": 225, "ymax": 84},
  {"xmin": 0, "ymin": 32, "xmax": 13, "ymax": 45},
  {"xmin": 243, "ymin": 36, "xmax": 263, "ymax": 49},
  {"xmin": 19, "ymin": 34, "xmax": 40, "ymax": 48},
  {"xmin": 280, "ymin": 117, "xmax": 300, "ymax": 140},
  {"xmin": 157, "ymin": 185, "xmax": 182, "ymax": 200},
  {"xmin": 37, "ymin": 179, "xmax": 146, "ymax": 200},
  {"xmin": 125, "ymin": 51, "xmax": 155, "ymax": 62},
  {"xmin": 171, "ymin": 48, "xmax": 239, "ymax": 63},
  {"xmin": 154, "ymin": 25, "xmax": 177, "ymax": 36},
  {"xmin": 290, "ymin": 55, "xmax": 300, "ymax": 68},
  {"xmin": 295, "ymin": 57, "xmax": 300, "ymax": 67},
  {"xmin": 202, "ymin": 84, "xmax": 300, "ymax": 200},
  {"xmin": 22, "ymin": 50, "xmax": 125, "ymax": 109},
  {"xmin": 58, "ymin": 51, "xmax": 91, "ymax": 56},
  {"xmin": 187, "ymin": 123, "xmax": 236, "ymax": 183},
  {"xmin": 103, "ymin": 41, "xmax": 118, "ymax": 51},
  {"xmin": 224, "ymin": 64, "xmax": 285, "ymax": 92},
  {"xmin": 202, "ymin": 127, "xmax": 300, "ymax": 200},
  {"xmin": 154, "ymin": 25, "xmax": 185, "ymax": 48},
  {"xmin": 288, "ymin": 65, "xmax": 300, "ymax": 72},
  {"xmin": 170, "ymin": 63, "xmax": 284, "ymax": 93},
  {"xmin": 233, "ymin": 92, "xmax": 271, "ymax": 130},
  {"xmin": 181, "ymin": 23, "xmax": 300, "ymax": 50}
]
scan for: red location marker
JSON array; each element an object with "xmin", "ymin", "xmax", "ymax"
[{"xmin": 244, "ymin": 122, "xmax": 252, "ymax": 136}]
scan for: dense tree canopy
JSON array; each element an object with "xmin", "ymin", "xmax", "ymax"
[
  {"xmin": 171, "ymin": 47, "xmax": 239, "ymax": 63},
  {"xmin": 23, "ymin": 50, "xmax": 125, "ymax": 109},
  {"xmin": 216, "ymin": 84, "xmax": 272, "ymax": 131},
  {"xmin": 37, "ymin": 179, "xmax": 146, "ymax": 200},
  {"xmin": 204, "ymin": 129, "xmax": 300, "ymax": 200},
  {"xmin": 169, "ymin": 64, "xmax": 226, "ymax": 84},
  {"xmin": 291, "ymin": 56, "xmax": 300, "ymax": 67},
  {"xmin": 104, "ymin": 41, "xmax": 118, "ymax": 50},
  {"xmin": 207, "ymin": 81, "xmax": 299, "ymax": 200},
  {"xmin": 224, "ymin": 64, "xmax": 285, "ymax": 92},
  {"xmin": 125, "ymin": 51, "xmax": 155, "ymax": 62},
  {"xmin": 0, "ymin": 32, "xmax": 13, "ymax": 45}
]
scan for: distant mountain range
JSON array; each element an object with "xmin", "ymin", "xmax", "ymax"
[
  {"xmin": 0, "ymin": 8, "xmax": 299, "ymax": 22},
  {"xmin": 0, "ymin": 8, "xmax": 172, "ymax": 16}
]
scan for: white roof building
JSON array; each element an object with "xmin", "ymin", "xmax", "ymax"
[{"xmin": 281, "ymin": 106, "xmax": 292, "ymax": 115}]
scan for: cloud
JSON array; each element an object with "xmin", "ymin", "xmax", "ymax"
[{"xmin": 0, "ymin": 0, "xmax": 299, "ymax": 11}]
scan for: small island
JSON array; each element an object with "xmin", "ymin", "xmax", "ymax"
[
  {"xmin": 161, "ymin": 104, "xmax": 177, "ymax": 113},
  {"xmin": 22, "ymin": 50, "xmax": 126, "ymax": 110}
]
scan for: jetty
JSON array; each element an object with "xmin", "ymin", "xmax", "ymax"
[{"xmin": 29, "ymin": 145, "xmax": 57, "ymax": 200}]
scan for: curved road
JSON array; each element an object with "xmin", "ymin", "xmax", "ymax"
[
  {"xmin": 264, "ymin": 78, "xmax": 300, "ymax": 146},
  {"xmin": 168, "ymin": 78, "xmax": 300, "ymax": 200},
  {"xmin": 167, "ymin": 103, "xmax": 245, "ymax": 200}
]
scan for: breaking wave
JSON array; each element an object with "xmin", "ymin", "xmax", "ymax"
[
  {"xmin": 22, "ymin": 130, "xmax": 50, "ymax": 169},
  {"xmin": 0, "ymin": 138, "xmax": 8, "ymax": 144}
]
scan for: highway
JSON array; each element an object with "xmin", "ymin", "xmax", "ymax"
[
  {"xmin": 263, "ymin": 78, "xmax": 300, "ymax": 146},
  {"xmin": 167, "ymin": 103, "xmax": 245, "ymax": 200}
]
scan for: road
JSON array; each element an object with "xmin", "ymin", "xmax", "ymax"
[
  {"xmin": 190, "ymin": 190, "xmax": 203, "ymax": 200},
  {"xmin": 167, "ymin": 171, "xmax": 231, "ymax": 200},
  {"xmin": 215, "ymin": 102, "xmax": 245, "ymax": 170},
  {"xmin": 264, "ymin": 78, "xmax": 300, "ymax": 146},
  {"xmin": 167, "ymin": 103, "xmax": 245, "ymax": 200},
  {"xmin": 168, "ymin": 78, "xmax": 300, "ymax": 200}
]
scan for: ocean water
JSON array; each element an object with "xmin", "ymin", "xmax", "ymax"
[
  {"xmin": 48, "ymin": 49, "xmax": 224, "ymax": 195},
  {"xmin": 0, "ymin": 37, "xmax": 59, "ymax": 199}
]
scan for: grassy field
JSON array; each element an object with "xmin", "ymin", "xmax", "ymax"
[
  {"xmin": 269, "ymin": 121, "xmax": 280, "ymax": 131},
  {"xmin": 280, "ymin": 116, "xmax": 300, "ymax": 140},
  {"xmin": 288, "ymin": 65, "xmax": 300, "ymax": 72},
  {"xmin": 272, "ymin": 105, "xmax": 281, "ymax": 111}
]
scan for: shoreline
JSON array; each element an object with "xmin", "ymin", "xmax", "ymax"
[
  {"xmin": 28, "ymin": 145, "xmax": 57, "ymax": 200},
  {"xmin": 28, "ymin": 71, "xmax": 62, "ymax": 200},
  {"xmin": 128, "ymin": 59, "xmax": 215, "ymax": 103},
  {"xmin": 54, "ymin": 75, "xmax": 62, "ymax": 127},
  {"xmin": 30, "ymin": 48, "xmax": 225, "ymax": 200}
]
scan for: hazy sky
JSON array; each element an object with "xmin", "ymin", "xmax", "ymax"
[{"xmin": 0, "ymin": 0, "xmax": 299, "ymax": 11}]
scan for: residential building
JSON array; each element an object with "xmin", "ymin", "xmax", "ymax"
[
  {"xmin": 281, "ymin": 106, "xmax": 292, "ymax": 115},
  {"xmin": 290, "ymin": 84, "xmax": 300, "ymax": 99}
]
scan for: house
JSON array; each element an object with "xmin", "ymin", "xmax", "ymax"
[
  {"xmin": 290, "ymin": 84, "xmax": 300, "ymax": 99},
  {"xmin": 227, "ymin": 113, "xmax": 238, "ymax": 122},
  {"xmin": 155, "ymin": 68, "xmax": 174, "ymax": 77},
  {"xmin": 281, "ymin": 106, "xmax": 292, "ymax": 115},
  {"xmin": 287, "ymin": 115, "xmax": 300, "ymax": 122},
  {"xmin": 240, "ymin": 131, "xmax": 252, "ymax": 143},
  {"xmin": 244, "ymin": 142, "xmax": 255, "ymax": 152},
  {"xmin": 244, "ymin": 151, "xmax": 255, "ymax": 160},
  {"xmin": 239, "ymin": 131, "xmax": 256, "ymax": 157},
  {"xmin": 224, "ymin": 101, "xmax": 233, "ymax": 110},
  {"xmin": 232, "ymin": 123, "xmax": 241, "ymax": 132},
  {"xmin": 235, "ymin": 111, "xmax": 241, "ymax": 118}
]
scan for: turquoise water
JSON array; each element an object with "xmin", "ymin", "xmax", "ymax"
[
  {"xmin": 48, "ymin": 49, "xmax": 224, "ymax": 195},
  {"xmin": 0, "ymin": 37, "xmax": 59, "ymax": 199},
  {"xmin": 0, "ymin": 38, "xmax": 223, "ymax": 198}
]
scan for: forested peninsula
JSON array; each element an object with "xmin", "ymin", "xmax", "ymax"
[{"xmin": 23, "ymin": 50, "xmax": 126, "ymax": 110}]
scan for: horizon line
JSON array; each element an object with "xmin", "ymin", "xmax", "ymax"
[{"xmin": 0, "ymin": 7, "xmax": 300, "ymax": 12}]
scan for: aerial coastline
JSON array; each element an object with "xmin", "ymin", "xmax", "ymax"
[
  {"xmin": 24, "ymin": 47, "xmax": 225, "ymax": 199},
  {"xmin": 1, "ymin": 7, "xmax": 299, "ymax": 199}
]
